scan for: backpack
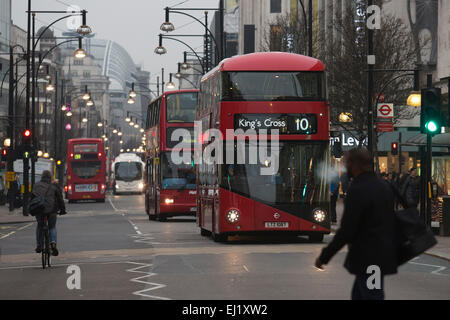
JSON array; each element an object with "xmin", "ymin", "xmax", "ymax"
[
  {"xmin": 29, "ymin": 184, "xmax": 52, "ymax": 216},
  {"xmin": 389, "ymin": 182, "xmax": 437, "ymax": 265}
]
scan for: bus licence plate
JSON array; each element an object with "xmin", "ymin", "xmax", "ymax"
[
  {"xmin": 75, "ymin": 184, "xmax": 98, "ymax": 192},
  {"xmin": 265, "ymin": 222, "xmax": 289, "ymax": 228}
]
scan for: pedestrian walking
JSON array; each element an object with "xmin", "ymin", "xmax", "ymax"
[
  {"xmin": 330, "ymin": 174, "xmax": 340, "ymax": 224},
  {"xmin": 401, "ymin": 168, "xmax": 420, "ymax": 208},
  {"xmin": 315, "ymin": 148, "xmax": 397, "ymax": 300},
  {"xmin": 340, "ymin": 171, "xmax": 350, "ymax": 199},
  {"xmin": 31, "ymin": 170, "xmax": 66, "ymax": 256},
  {"xmin": 0, "ymin": 176, "xmax": 6, "ymax": 205},
  {"xmin": 7, "ymin": 175, "xmax": 18, "ymax": 211}
]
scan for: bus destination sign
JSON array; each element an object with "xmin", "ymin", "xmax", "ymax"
[{"xmin": 234, "ymin": 114, "xmax": 317, "ymax": 135}]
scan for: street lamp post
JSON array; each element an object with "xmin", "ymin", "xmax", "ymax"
[{"xmin": 22, "ymin": 5, "xmax": 90, "ymax": 215}]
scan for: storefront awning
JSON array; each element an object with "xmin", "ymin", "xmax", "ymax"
[{"xmin": 403, "ymin": 133, "xmax": 450, "ymax": 147}]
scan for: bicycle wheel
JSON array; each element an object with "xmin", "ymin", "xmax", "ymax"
[
  {"xmin": 40, "ymin": 229, "xmax": 46, "ymax": 269},
  {"xmin": 45, "ymin": 229, "xmax": 51, "ymax": 268}
]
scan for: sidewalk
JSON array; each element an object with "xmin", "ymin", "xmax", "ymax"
[
  {"xmin": 0, "ymin": 205, "xmax": 35, "ymax": 224},
  {"xmin": 332, "ymin": 198, "xmax": 450, "ymax": 262}
]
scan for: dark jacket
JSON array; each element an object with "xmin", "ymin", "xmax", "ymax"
[
  {"xmin": 31, "ymin": 181, "xmax": 65, "ymax": 215},
  {"xmin": 319, "ymin": 172, "xmax": 398, "ymax": 275},
  {"xmin": 402, "ymin": 175, "xmax": 420, "ymax": 208}
]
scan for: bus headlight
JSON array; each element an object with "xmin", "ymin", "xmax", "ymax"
[
  {"xmin": 138, "ymin": 183, "xmax": 144, "ymax": 189},
  {"xmin": 226, "ymin": 209, "xmax": 240, "ymax": 223},
  {"xmin": 313, "ymin": 209, "xmax": 326, "ymax": 223},
  {"xmin": 165, "ymin": 198, "xmax": 174, "ymax": 205},
  {"xmin": 115, "ymin": 184, "xmax": 119, "ymax": 189}
]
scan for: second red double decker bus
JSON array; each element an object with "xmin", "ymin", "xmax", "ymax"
[
  {"xmin": 196, "ymin": 52, "xmax": 331, "ymax": 242},
  {"xmin": 66, "ymin": 138, "xmax": 107, "ymax": 203},
  {"xmin": 144, "ymin": 89, "xmax": 199, "ymax": 221}
]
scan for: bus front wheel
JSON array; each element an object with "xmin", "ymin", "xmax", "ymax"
[
  {"xmin": 308, "ymin": 234, "xmax": 324, "ymax": 243},
  {"xmin": 212, "ymin": 232, "xmax": 227, "ymax": 243}
]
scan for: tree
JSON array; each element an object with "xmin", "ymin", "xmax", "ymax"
[
  {"xmin": 261, "ymin": 10, "xmax": 308, "ymax": 55},
  {"xmin": 318, "ymin": 2, "xmax": 424, "ymax": 146}
]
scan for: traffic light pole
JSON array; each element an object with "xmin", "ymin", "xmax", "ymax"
[
  {"xmin": 426, "ymin": 133, "xmax": 432, "ymax": 227},
  {"xmin": 425, "ymin": 74, "xmax": 433, "ymax": 228}
]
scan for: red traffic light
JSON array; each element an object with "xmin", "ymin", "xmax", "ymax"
[
  {"xmin": 23, "ymin": 129, "xmax": 31, "ymax": 137},
  {"xmin": 392, "ymin": 142, "xmax": 398, "ymax": 149}
]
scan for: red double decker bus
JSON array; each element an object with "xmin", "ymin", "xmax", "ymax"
[
  {"xmin": 66, "ymin": 138, "xmax": 107, "ymax": 203},
  {"xmin": 196, "ymin": 52, "xmax": 331, "ymax": 242},
  {"xmin": 144, "ymin": 89, "xmax": 199, "ymax": 221}
]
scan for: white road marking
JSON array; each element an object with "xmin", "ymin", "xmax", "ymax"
[
  {"xmin": 108, "ymin": 197, "xmax": 120, "ymax": 212},
  {"xmin": 243, "ymin": 265, "xmax": 249, "ymax": 272},
  {"xmin": 126, "ymin": 261, "xmax": 170, "ymax": 300},
  {"xmin": 408, "ymin": 257, "xmax": 449, "ymax": 276}
]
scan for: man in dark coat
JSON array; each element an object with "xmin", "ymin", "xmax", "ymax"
[
  {"xmin": 315, "ymin": 148, "xmax": 397, "ymax": 300},
  {"xmin": 31, "ymin": 170, "xmax": 66, "ymax": 256}
]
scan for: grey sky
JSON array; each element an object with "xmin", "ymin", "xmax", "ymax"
[{"xmin": 12, "ymin": 0, "xmax": 217, "ymax": 86}]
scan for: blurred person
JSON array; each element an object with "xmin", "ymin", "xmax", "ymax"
[
  {"xmin": 401, "ymin": 168, "xmax": 420, "ymax": 208},
  {"xmin": 330, "ymin": 174, "xmax": 340, "ymax": 224},
  {"xmin": 315, "ymin": 148, "xmax": 397, "ymax": 300}
]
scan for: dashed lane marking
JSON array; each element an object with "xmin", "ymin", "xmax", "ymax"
[
  {"xmin": 126, "ymin": 261, "xmax": 170, "ymax": 300},
  {"xmin": 0, "ymin": 223, "xmax": 33, "ymax": 240}
]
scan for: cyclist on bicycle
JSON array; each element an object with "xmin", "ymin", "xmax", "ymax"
[{"xmin": 31, "ymin": 170, "xmax": 66, "ymax": 256}]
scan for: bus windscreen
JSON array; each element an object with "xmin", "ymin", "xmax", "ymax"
[
  {"xmin": 222, "ymin": 72, "xmax": 326, "ymax": 101},
  {"xmin": 115, "ymin": 162, "xmax": 142, "ymax": 181},
  {"xmin": 166, "ymin": 92, "xmax": 197, "ymax": 122},
  {"xmin": 71, "ymin": 161, "xmax": 101, "ymax": 179}
]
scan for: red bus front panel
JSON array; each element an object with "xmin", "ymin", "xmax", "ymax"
[{"xmin": 66, "ymin": 139, "xmax": 106, "ymax": 201}]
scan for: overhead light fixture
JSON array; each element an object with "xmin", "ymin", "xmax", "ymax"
[
  {"xmin": 66, "ymin": 111, "xmax": 73, "ymax": 117},
  {"xmin": 407, "ymin": 91, "xmax": 421, "ymax": 107},
  {"xmin": 155, "ymin": 34, "xmax": 167, "ymax": 55},
  {"xmin": 46, "ymin": 81, "xmax": 55, "ymax": 92},
  {"xmin": 127, "ymin": 97, "xmax": 135, "ymax": 104},
  {"xmin": 87, "ymin": 99, "xmax": 94, "ymax": 106},
  {"xmin": 74, "ymin": 38, "xmax": 86, "ymax": 59},
  {"xmin": 129, "ymin": 82, "xmax": 137, "ymax": 98},
  {"xmin": 82, "ymin": 117, "xmax": 88, "ymax": 123},
  {"xmin": 97, "ymin": 122, "xmax": 103, "ymax": 127},
  {"xmin": 166, "ymin": 73, "xmax": 176, "ymax": 89},
  {"xmin": 113, "ymin": 129, "xmax": 118, "ymax": 134},
  {"xmin": 77, "ymin": 10, "xmax": 92, "ymax": 35},
  {"xmin": 61, "ymin": 105, "xmax": 67, "ymax": 111}
]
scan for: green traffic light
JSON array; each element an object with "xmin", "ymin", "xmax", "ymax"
[{"xmin": 425, "ymin": 121, "xmax": 438, "ymax": 133}]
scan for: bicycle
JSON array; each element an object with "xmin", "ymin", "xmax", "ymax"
[{"xmin": 40, "ymin": 215, "xmax": 51, "ymax": 269}]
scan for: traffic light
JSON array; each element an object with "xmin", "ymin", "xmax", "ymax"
[
  {"xmin": 332, "ymin": 142, "xmax": 343, "ymax": 159},
  {"xmin": 391, "ymin": 142, "xmax": 399, "ymax": 155},
  {"xmin": 421, "ymin": 88, "xmax": 442, "ymax": 135},
  {"xmin": 1, "ymin": 148, "xmax": 7, "ymax": 161},
  {"xmin": 22, "ymin": 129, "xmax": 32, "ymax": 145}
]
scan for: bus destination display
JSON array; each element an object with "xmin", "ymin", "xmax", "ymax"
[{"xmin": 234, "ymin": 114, "xmax": 317, "ymax": 134}]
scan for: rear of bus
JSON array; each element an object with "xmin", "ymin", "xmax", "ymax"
[{"xmin": 66, "ymin": 139, "xmax": 107, "ymax": 202}]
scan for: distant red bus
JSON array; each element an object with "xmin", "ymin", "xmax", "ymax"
[
  {"xmin": 196, "ymin": 52, "xmax": 331, "ymax": 242},
  {"xmin": 66, "ymin": 138, "xmax": 107, "ymax": 203},
  {"xmin": 144, "ymin": 89, "xmax": 199, "ymax": 221}
]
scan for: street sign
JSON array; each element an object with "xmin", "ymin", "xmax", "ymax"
[
  {"xmin": 377, "ymin": 103, "xmax": 394, "ymax": 119},
  {"xmin": 5, "ymin": 171, "xmax": 15, "ymax": 182},
  {"xmin": 376, "ymin": 93, "xmax": 385, "ymax": 103},
  {"xmin": 377, "ymin": 122, "xmax": 394, "ymax": 132}
]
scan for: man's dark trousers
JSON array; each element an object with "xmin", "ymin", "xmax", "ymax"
[{"xmin": 351, "ymin": 274, "xmax": 385, "ymax": 300}]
